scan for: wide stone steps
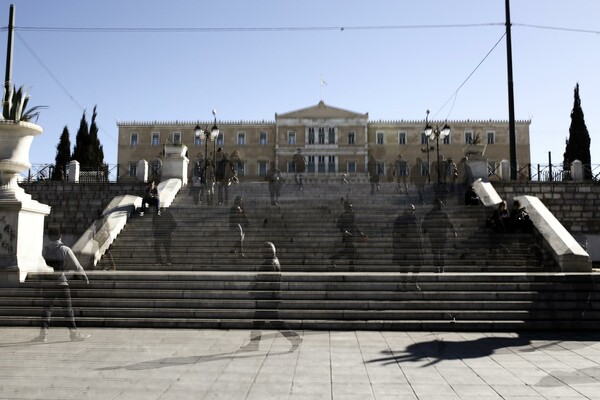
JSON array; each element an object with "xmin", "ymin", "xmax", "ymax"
[{"xmin": 0, "ymin": 272, "xmax": 597, "ymax": 330}]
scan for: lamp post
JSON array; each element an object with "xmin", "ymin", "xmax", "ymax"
[
  {"xmin": 424, "ymin": 111, "xmax": 451, "ymax": 185},
  {"xmin": 194, "ymin": 109, "xmax": 220, "ymax": 187}
]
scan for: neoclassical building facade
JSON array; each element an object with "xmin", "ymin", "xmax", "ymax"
[{"xmin": 117, "ymin": 101, "xmax": 531, "ymax": 182}]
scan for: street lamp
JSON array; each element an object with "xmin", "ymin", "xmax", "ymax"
[
  {"xmin": 424, "ymin": 110, "xmax": 451, "ymax": 185},
  {"xmin": 194, "ymin": 109, "xmax": 220, "ymax": 186}
]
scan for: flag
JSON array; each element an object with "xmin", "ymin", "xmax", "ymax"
[{"xmin": 320, "ymin": 76, "xmax": 327, "ymax": 86}]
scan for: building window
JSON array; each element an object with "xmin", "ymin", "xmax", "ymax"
[
  {"xmin": 307, "ymin": 155, "xmax": 315, "ymax": 173},
  {"xmin": 464, "ymin": 131, "xmax": 473, "ymax": 144},
  {"xmin": 259, "ymin": 131, "xmax": 267, "ymax": 145},
  {"xmin": 194, "ymin": 134, "xmax": 201, "ymax": 146},
  {"xmin": 172, "ymin": 132, "xmax": 181, "ymax": 144},
  {"xmin": 236, "ymin": 161, "xmax": 245, "ymax": 177},
  {"xmin": 487, "ymin": 131, "xmax": 495, "ymax": 144},
  {"xmin": 151, "ymin": 158, "xmax": 162, "ymax": 176},
  {"xmin": 237, "ymin": 132, "xmax": 246, "ymax": 146},
  {"xmin": 328, "ymin": 127, "xmax": 335, "ymax": 144},
  {"xmin": 288, "ymin": 131, "xmax": 296, "ymax": 145},
  {"xmin": 420, "ymin": 162, "xmax": 429, "ymax": 177},
  {"xmin": 318, "ymin": 128, "xmax": 325, "ymax": 145},
  {"xmin": 130, "ymin": 133, "xmax": 138, "ymax": 146},
  {"xmin": 488, "ymin": 160, "xmax": 499, "ymax": 177},
  {"xmin": 287, "ymin": 161, "xmax": 296, "ymax": 173},
  {"xmin": 258, "ymin": 161, "xmax": 268, "ymax": 177},
  {"xmin": 443, "ymin": 133, "xmax": 451, "ymax": 145},
  {"xmin": 217, "ymin": 132, "xmax": 224, "ymax": 145},
  {"xmin": 328, "ymin": 156, "xmax": 336, "ymax": 173},
  {"xmin": 308, "ymin": 127, "xmax": 315, "ymax": 144},
  {"xmin": 128, "ymin": 162, "xmax": 137, "ymax": 177},
  {"xmin": 347, "ymin": 161, "xmax": 356, "ymax": 173},
  {"xmin": 347, "ymin": 132, "xmax": 355, "ymax": 145},
  {"xmin": 398, "ymin": 132, "xmax": 407, "ymax": 145},
  {"xmin": 376, "ymin": 131, "xmax": 384, "ymax": 145},
  {"xmin": 317, "ymin": 155, "xmax": 326, "ymax": 173},
  {"xmin": 151, "ymin": 132, "xmax": 160, "ymax": 146},
  {"xmin": 421, "ymin": 132, "xmax": 428, "ymax": 145},
  {"xmin": 397, "ymin": 160, "xmax": 408, "ymax": 176}
]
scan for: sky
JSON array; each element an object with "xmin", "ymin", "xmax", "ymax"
[{"xmin": 1, "ymin": 0, "xmax": 599, "ymax": 167}]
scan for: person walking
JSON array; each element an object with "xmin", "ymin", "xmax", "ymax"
[
  {"xmin": 330, "ymin": 201, "xmax": 367, "ymax": 270},
  {"xmin": 229, "ymin": 196, "xmax": 250, "ymax": 257},
  {"xmin": 153, "ymin": 208, "xmax": 177, "ymax": 266},
  {"xmin": 32, "ymin": 228, "xmax": 90, "ymax": 343},
  {"xmin": 241, "ymin": 242, "xmax": 302, "ymax": 352},
  {"xmin": 393, "ymin": 204, "xmax": 423, "ymax": 289},
  {"xmin": 266, "ymin": 164, "xmax": 284, "ymax": 206},
  {"xmin": 422, "ymin": 198, "xmax": 457, "ymax": 273},
  {"xmin": 292, "ymin": 148, "xmax": 306, "ymax": 190}
]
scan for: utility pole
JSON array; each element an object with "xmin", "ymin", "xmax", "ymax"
[
  {"xmin": 505, "ymin": 0, "xmax": 517, "ymax": 180},
  {"xmin": 3, "ymin": 4, "xmax": 15, "ymax": 116}
]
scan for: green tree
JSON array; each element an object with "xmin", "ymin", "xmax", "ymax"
[
  {"xmin": 563, "ymin": 83, "xmax": 592, "ymax": 180},
  {"xmin": 51, "ymin": 126, "xmax": 71, "ymax": 181},
  {"xmin": 71, "ymin": 110, "xmax": 91, "ymax": 165},
  {"xmin": 89, "ymin": 106, "xmax": 105, "ymax": 166}
]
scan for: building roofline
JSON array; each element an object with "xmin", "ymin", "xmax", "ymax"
[{"xmin": 117, "ymin": 120, "xmax": 276, "ymax": 127}]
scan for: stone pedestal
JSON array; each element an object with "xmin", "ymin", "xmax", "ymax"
[
  {"xmin": 162, "ymin": 145, "xmax": 189, "ymax": 186},
  {"xmin": 467, "ymin": 155, "xmax": 488, "ymax": 182},
  {"xmin": 0, "ymin": 121, "xmax": 52, "ymax": 284},
  {"xmin": 136, "ymin": 159, "xmax": 148, "ymax": 183}
]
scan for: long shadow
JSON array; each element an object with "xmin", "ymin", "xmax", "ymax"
[
  {"xmin": 95, "ymin": 331, "xmax": 295, "ymax": 371},
  {"xmin": 366, "ymin": 332, "xmax": 600, "ymax": 367}
]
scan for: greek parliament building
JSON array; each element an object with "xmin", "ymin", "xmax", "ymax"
[{"xmin": 117, "ymin": 101, "xmax": 531, "ymax": 182}]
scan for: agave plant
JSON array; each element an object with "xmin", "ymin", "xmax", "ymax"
[{"xmin": 1, "ymin": 84, "xmax": 45, "ymax": 122}]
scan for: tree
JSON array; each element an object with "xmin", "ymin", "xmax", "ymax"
[
  {"xmin": 89, "ymin": 106, "xmax": 105, "ymax": 166},
  {"xmin": 71, "ymin": 106, "xmax": 105, "ymax": 169},
  {"xmin": 563, "ymin": 83, "xmax": 592, "ymax": 180},
  {"xmin": 51, "ymin": 126, "xmax": 71, "ymax": 181},
  {"xmin": 71, "ymin": 110, "xmax": 91, "ymax": 165}
]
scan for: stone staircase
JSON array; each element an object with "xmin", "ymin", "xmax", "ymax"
[{"xmin": 1, "ymin": 181, "xmax": 598, "ymax": 331}]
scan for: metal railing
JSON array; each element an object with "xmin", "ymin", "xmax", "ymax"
[{"xmin": 18, "ymin": 164, "xmax": 132, "ymax": 183}]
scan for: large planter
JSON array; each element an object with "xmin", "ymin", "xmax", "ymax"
[
  {"xmin": 0, "ymin": 121, "xmax": 42, "ymax": 192},
  {"xmin": 164, "ymin": 144, "xmax": 188, "ymax": 158}
]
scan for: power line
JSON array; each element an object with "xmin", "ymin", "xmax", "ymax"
[
  {"xmin": 15, "ymin": 32, "xmax": 117, "ymax": 145},
  {"xmin": 432, "ymin": 32, "xmax": 507, "ymax": 121},
  {"xmin": 4, "ymin": 22, "xmax": 504, "ymax": 33},
  {"xmin": 514, "ymin": 23, "xmax": 600, "ymax": 35}
]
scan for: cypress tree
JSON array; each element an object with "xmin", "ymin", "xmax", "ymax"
[
  {"xmin": 563, "ymin": 83, "xmax": 592, "ymax": 179},
  {"xmin": 51, "ymin": 126, "xmax": 71, "ymax": 181},
  {"xmin": 89, "ymin": 105, "xmax": 105, "ymax": 166},
  {"xmin": 71, "ymin": 110, "xmax": 91, "ymax": 165}
]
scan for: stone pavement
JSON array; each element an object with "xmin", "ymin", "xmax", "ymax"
[{"xmin": 1, "ymin": 327, "xmax": 600, "ymax": 399}]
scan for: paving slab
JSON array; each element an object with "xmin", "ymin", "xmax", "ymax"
[{"xmin": 2, "ymin": 328, "xmax": 600, "ymax": 399}]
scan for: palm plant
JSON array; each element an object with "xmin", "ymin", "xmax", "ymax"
[{"xmin": 1, "ymin": 84, "xmax": 45, "ymax": 122}]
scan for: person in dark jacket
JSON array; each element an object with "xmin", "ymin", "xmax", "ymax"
[
  {"xmin": 422, "ymin": 198, "xmax": 457, "ymax": 273},
  {"xmin": 241, "ymin": 241, "xmax": 302, "ymax": 352},
  {"xmin": 32, "ymin": 228, "xmax": 90, "ymax": 343},
  {"xmin": 330, "ymin": 201, "xmax": 367, "ymax": 270},
  {"xmin": 393, "ymin": 204, "xmax": 423, "ymax": 289},
  {"xmin": 153, "ymin": 208, "xmax": 177, "ymax": 265}
]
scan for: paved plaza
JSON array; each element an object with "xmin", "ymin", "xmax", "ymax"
[{"xmin": 1, "ymin": 327, "xmax": 600, "ymax": 399}]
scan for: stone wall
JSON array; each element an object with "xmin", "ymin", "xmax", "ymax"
[
  {"xmin": 493, "ymin": 182, "xmax": 600, "ymax": 235},
  {"xmin": 21, "ymin": 182, "xmax": 146, "ymax": 246}
]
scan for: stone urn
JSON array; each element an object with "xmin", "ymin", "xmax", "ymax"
[
  {"xmin": 0, "ymin": 120, "xmax": 42, "ymax": 199},
  {"xmin": 164, "ymin": 143, "xmax": 188, "ymax": 158}
]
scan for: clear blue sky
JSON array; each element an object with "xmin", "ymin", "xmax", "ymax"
[{"xmin": 2, "ymin": 0, "xmax": 599, "ymax": 167}]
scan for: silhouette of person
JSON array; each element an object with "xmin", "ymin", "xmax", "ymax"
[
  {"xmin": 241, "ymin": 241, "xmax": 301, "ymax": 352},
  {"xmin": 141, "ymin": 181, "xmax": 160, "ymax": 215},
  {"xmin": 393, "ymin": 204, "xmax": 423, "ymax": 289},
  {"xmin": 422, "ymin": 198, "xmax": 457, "ymax": 273},
  {"xmin": 330, "ymin": 201, "xmax": 367, "ymax": 270},
  {"xmin": 266, "ymin": 163, "xmax": 284, "ymax": 206},
  {"xmin": 292, "ymin": 148, "xmax": 306, "ymax": 190},
  {"xmin": 229, "ymin": 196, "xmax": 250, "ymax": 257},
  {"xmin": 410, "ymin": 158, "xmax": 427, "ymax": 205},
  {"xmin": 32, "ymin": 228, "xmax": 90, "ymax": 343},
  {"xmin": 153, "ymin": 208, "xmax": 177, "ymax": 266}
]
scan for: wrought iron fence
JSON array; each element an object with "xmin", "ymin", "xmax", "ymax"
[
  {"xmin": 517, "ymin": 163, "xmax": 600, "ymax": 182},
  {"xmin": 18, "ymin": 164, "xmax": 132, "ymax": 183}
]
